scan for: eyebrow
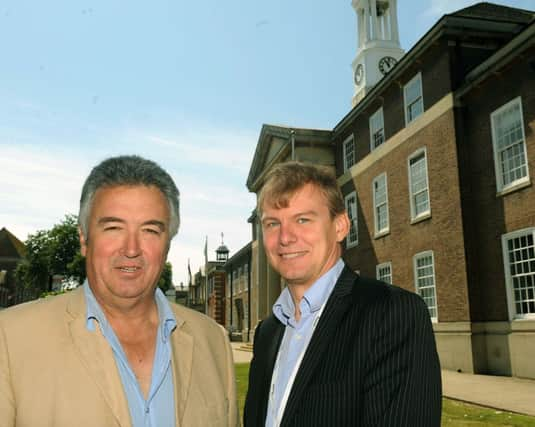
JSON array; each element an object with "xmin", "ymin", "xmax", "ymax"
[
  {"xmin": 97, "ymin": 217, "xmax": 166, "ymax": 231},
  {"xmin": 261, "ymin": 210, "xmax": 318, "ymax": 223}
]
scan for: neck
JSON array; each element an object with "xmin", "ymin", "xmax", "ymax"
[{"xmin": 95, "ymin": 293, "xmax": 159, "ymax": 331}]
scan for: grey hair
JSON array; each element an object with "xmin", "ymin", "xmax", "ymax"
[{"xmin": 78, "ymin": 155, "xmax": 180, "ymax": 240}]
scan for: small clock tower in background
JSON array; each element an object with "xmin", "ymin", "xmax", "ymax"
[{"xmin": 351, "ymin": 0, "xmax": 405, "ymax": 106}]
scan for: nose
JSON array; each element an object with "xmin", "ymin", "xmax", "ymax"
[
  {"xmin": 122, "ymin": 231, "xmax": 142, "ymax": 258},
  {"xmin": 279, "ymin": 222, "xmax": 297, "ymax": 246}
]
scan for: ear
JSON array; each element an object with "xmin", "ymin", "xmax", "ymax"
[
  {"xmin": 78, "ymin": 227, "xmax": 88, "ymax": 257},
  {"xmin": 334, "ymin": 212, "xmax": 350, "ymax": 243}
]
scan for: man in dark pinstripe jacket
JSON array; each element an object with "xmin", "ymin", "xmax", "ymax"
[{"xmin": 244, "ymin": 162, "xmax": 441, "ymax": 427}]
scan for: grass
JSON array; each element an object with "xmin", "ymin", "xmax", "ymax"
[
  {"xmin": 235, "ymin": 363, "xmax": 535, "ymax": 426},
  {"xmin": 235, "ymin": 363, "xmax": 250, "ymax": 418}
]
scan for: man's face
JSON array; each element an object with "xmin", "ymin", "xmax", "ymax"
[
  {"xmin": 261, "ymin": 183, "xmax": 349, "ymax": 291},
  {"xmin": 80, "ymin": 185, "xmax": 170, "ymax": 306}
]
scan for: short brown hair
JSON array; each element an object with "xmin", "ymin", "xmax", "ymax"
[{"xmin": 258, "ymin": 161, "xmax": 345, "ymax": 218}]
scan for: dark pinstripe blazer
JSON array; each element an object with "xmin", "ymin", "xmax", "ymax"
[{"xmin": 244, "ymin": 266, "xmax": 442, "ymax": 427}]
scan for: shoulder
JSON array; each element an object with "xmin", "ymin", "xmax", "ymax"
[
  {"xmin": 347, "ymin": 272, "xmax": 428, "ymax": 319},
  {"xmin": 0, "ymin": 289, "xmax": 73, "ymax": 325}
]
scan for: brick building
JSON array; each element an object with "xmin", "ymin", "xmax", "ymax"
[
  {"xmin": 245, "ymin": 1, "xmax": 535, "ymax": 379},
  {"xmin": 224, "ymin": 242, "xmax": 252, "ymax": 342}
]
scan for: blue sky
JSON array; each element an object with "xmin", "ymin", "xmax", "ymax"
[{"xmin": 1, "ymin": 0, "xmax": 532, "ymax": 287}]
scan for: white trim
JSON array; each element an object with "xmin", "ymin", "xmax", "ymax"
[
  {"xmin": 408, "ymin": 147, "xmax": 431, "ymax": 222},
  {"xmin": 344, "ymin": 191, "xmax": 358, "ymax": 248},
  {"xmin": 490, "ymin": 96, "xmax": 530, "ymax": 194},
  {"xmin": 501, "ymin": 227, "xmax": 535, "ymax": 321},
  {"xmin": 376, "ymin": 261, "xmax": 392, "ymax": 284},
  {"xmin": 372, "ymin": 172, "xmax": 389, "ymax": 236},
  {"xmin": 343, "ymin": 134, "xmax": 356, "ymax": 172},
  {"xmin": 413, "ymin": 250, "xmax": 438, "ymax": 322},
  {"xmin": 369, "ymin": 107, "xmax": 385, "ymax": 151},
  {"xmin": 403, "ymin": 72, "xmax": 424, "ymax": 125}
]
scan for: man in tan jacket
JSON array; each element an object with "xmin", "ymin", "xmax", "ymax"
[{"xmin": 0, "ymin": 155, "xmax": 238, "ymax": 427}]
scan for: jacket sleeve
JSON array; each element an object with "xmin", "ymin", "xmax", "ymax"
[
  {"xmin": 0, "ymin": 318, "xmax": 15, "ymax": 427},
  {"xmin": 362, "ymin": 289, "xmax": 442, "ymax": 427}
]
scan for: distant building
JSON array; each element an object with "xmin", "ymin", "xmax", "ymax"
[
  {"xmin": 186, "ymin": 268, "xmax": 206, "ymax": 313},
  {"xmin": 245, "ymin": 2, "xmax": 535, "ymax": 379},
  {"xmin": 0, "ymin": 227, "xmax": 26, "ymax": 308},
  {"xmin": 224, "ymin": 242, "xmax": 252, "ymax": 342},
  {"xmin": 206, "ymin": 239, "xmax": 229, "ymax": 326}
]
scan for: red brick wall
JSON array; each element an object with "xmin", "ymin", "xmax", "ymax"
[{"xmin": 458, "ymin": 49, "xmax": 535, "ymax": 321}]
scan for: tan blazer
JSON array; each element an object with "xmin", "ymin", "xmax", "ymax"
[{"xmin": 0, "ymin": 287, "xmax": 238, "ymax": 427}]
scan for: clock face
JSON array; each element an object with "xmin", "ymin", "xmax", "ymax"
[
  {"xmin": 354, "ymin": 64, "xmax": 364, "ymax": 85},
  {"xmin": 378, "ymin": 56, "xmax": 397, "ymax": 75}
]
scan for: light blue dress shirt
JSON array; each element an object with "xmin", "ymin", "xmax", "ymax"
[
  {"xmin": 265, "ymin": 259, "xmax": 345, "ymax": 427},
  {"xmin": 84, "ymin": 282, "xmax": 177, "ymax": 427}
]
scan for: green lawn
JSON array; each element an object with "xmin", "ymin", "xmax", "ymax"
[{"xmin": 235, "ymin": 363, "xmax": 535, "ymax": 426}]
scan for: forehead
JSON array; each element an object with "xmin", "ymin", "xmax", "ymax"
[
  {"xmin": 90, "ymin": 185, "xmax": 169, "ymax": 217},
  {"xmin": 261, "ymin": 183, "xmax": 328, "ymax": 216}
]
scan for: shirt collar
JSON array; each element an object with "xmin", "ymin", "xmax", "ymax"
[
  {"xmin": 84, "ymin": 281, "xmax": 177, "ymax": 342},
  {"xmin": 272, "ymin": 259, "xmax": 345, "ymax": 326}
]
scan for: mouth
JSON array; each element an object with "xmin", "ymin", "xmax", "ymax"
[
  {"xmin": 279, "ymin": 251, "xmax": 306, "ymax": 259},
  {"xmin": 116, "ymin": 266, "xmax": 142, "ymax": 273}
]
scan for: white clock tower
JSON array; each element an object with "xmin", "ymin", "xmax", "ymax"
[{"xmin": 351, "ymin": 0, "xmax": 405, "ymax": 106}]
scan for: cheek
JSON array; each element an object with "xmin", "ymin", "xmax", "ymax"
[{"xmin": 263, "ymin": 236, "xmax": 278, "ymax": 255}]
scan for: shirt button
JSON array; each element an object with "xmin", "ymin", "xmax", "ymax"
[{"xmin": 145, "ymin": 407, "xmax": 150, "ymax": 414}]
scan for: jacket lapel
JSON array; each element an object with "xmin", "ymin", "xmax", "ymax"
[
  {"xmin": 280, "ymin": 267, "xmax": 357, "ymax": 426},
  {"xmin": 258, "ymin": 316, "xmax": 285, "ymax": 424},
  {"xmin": 169, "ymin": 317, "xmax": 193, "ymax": 427},
  {"xmin": 66, "ymin": 287, "xmax": 132, "ymax": 427}
]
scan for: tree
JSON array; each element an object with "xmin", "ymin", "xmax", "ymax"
[
  {"xmin": 15, "ymin": 214, "xmax": 85, "ymax": 292},
  {"xmin": 158, "ymin": 262, "xmax": 173, "ymax": 293}
]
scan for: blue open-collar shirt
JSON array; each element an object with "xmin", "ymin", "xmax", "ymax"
[
  {"xmin": 84, "ymin": 281, "xmax": 177, "ymax": 427},
  {"xmin": 266, "ymin": 259, "xmax": 345, "ymax": 427}
]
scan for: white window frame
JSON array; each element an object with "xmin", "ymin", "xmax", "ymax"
[
  {"xmin": 501, "ymin": 228, "xmax": 535, "ymax": 320},
  {"xmin": 491, "ymin": 97, "xmax": 530, "ymax": 194},
  {"xmin": 369, "ymin": 107, "xmax": 385, "ymax": 151},
  {"xmin": 345, "ymin": 191, "xmax": 358, "ymax": 248},
  {"xmin": 413, "ymin": 250, "xmax": 438, "ymax": 321},
  {"xmin": 373, "ymin": 173, "xmax": 389, "ymax": 237},
  {"xmin": 376, "ymin": 262, "xmax": 392, "ymax": 284},
  {"xmin": 408, "ymin": 147, "xmax": 431, "ymax": 222},
  {"xmin": 343, "ymin": 134, "xmax": 355, "ymax": 172},
  {"xmin": 403, "ymin": 72, "xmax": 424, "ymax": 125}
]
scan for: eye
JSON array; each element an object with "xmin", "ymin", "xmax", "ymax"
[
  {"xmin": 143, "ymin": 228, "xmax": 161, "ymax": 235},
  {"xmin": 297, "ymin": 217, "xmax": 310, "ymax": 224},
  {"xmin": 263, "ymin": 221, "xmax": 280, "ymax": 229},
  {"xmin": 103, "ymin": 225, "xmax": 121, "ymax": 231}
]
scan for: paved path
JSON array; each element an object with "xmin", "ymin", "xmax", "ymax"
[
  {"xmin": 231, "ymin": 342, "xmax": 253, "ymax": 364},
  {"xmin": 442, "ymin": 370, "xmax": 535, "ymax": 416},
  {"xmin": 231, "ymin": 343, "xmax": 535, "ymax": 417}
]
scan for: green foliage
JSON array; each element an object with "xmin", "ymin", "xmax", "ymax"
[
  {"xmin": 15, "ymin": 214, "xmax": 85, "ymax": 292},
  {"xmin": 158, "ymin": 262, "xmax": 173, "ymax": 293},
  {"xmin": 39, "ymin": 290, "xmax": 67, "ymax": 299}
]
